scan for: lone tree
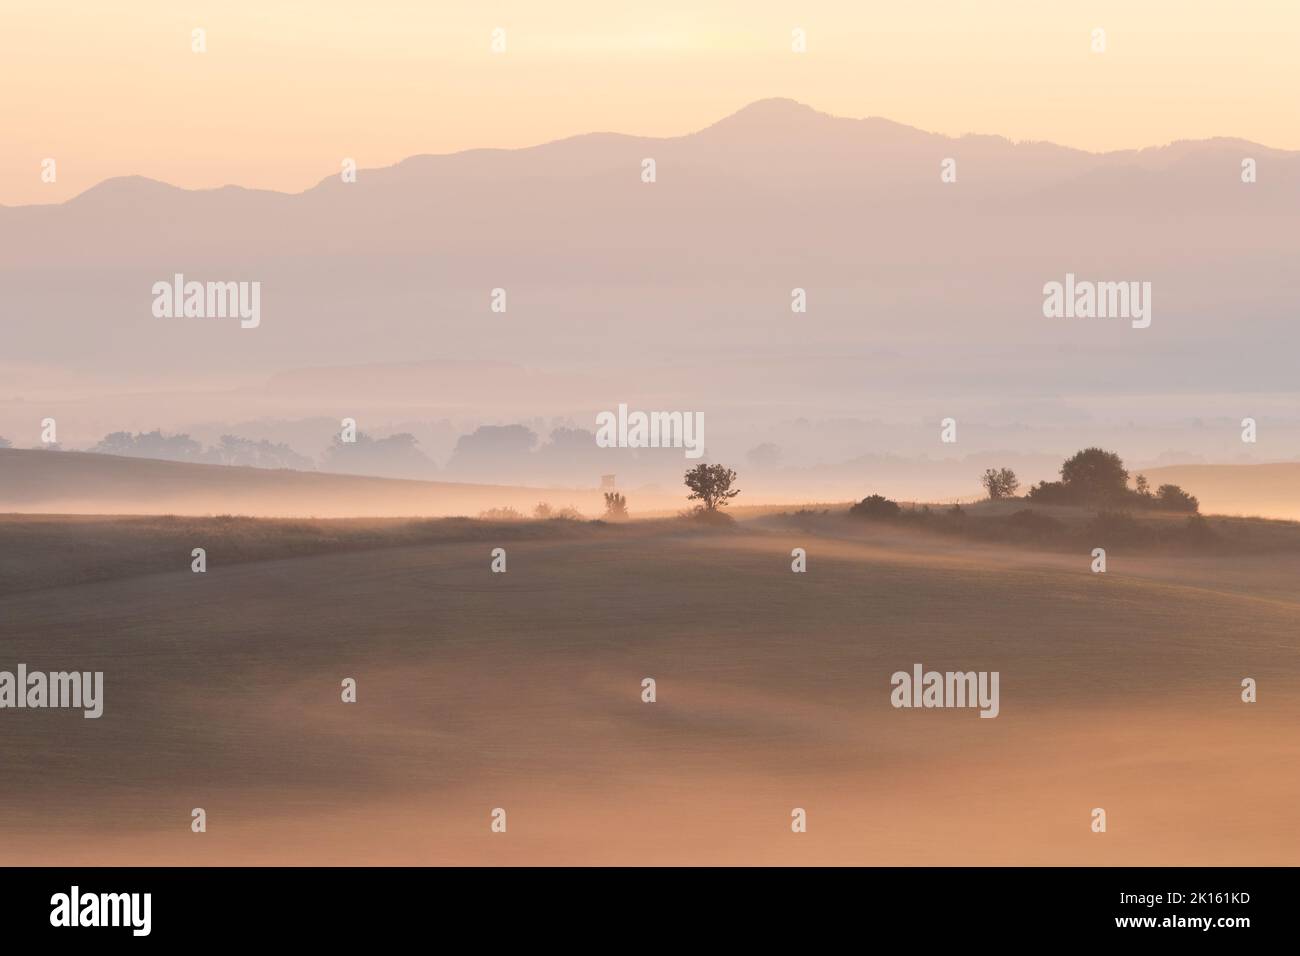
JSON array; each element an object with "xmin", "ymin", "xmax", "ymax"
[
  {"xmin": 981, "ymin": 467, "xmax": 1020, "ymax": 499},
  {"xmin": 1060, "ymin": 447, "xmax": 1129, "ymax": 502},
  {"xmin": 684, "ymin": 463, "xmax": 740, "ymax": 511},
  {"xmin": 603, "ymin": 491, "xmax": 628, "ymax": 519}
]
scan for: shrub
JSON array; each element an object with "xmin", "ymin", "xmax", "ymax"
[
  {"xmin": 849, "ymin": 494, "xmax": 901, "ymax": 519},
  {"xmin": 686, "ymin": 508, "xmax": 735, "ymax": 526},
  {"xmin": 1025, "ymin": 480, "xmax": 1072, "ymax": 505},
  {"xmin": 1155, "ymin": 484, "xmax": 1199, "ymax": 513}
]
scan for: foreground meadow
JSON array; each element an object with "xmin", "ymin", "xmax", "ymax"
[{"xmin": 1, "ymin": 511, "xmax": 1297, "ymax": 864}]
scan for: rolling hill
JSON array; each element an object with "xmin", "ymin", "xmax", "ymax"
[
  {"xmin": 0, "ymin": 447, "xmax": 680, "ymax": 518},
  {"xmin": 1143, "ymin": 461, "xmax": 1300, "ymax": 521}
]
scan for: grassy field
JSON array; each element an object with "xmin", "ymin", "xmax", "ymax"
[{"xmin": 1, "ymin": 510, "xmax": 1297, "ymax": 864}]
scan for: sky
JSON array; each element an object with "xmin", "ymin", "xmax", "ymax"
[{"xmin": 3, "ymin": 0, "xmax": 1298, "ymax": 205}]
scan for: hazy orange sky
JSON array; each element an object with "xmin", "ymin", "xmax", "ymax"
[{"xmin": 3, "ymin": 0, "xmax": 1297, "ymax": 205}]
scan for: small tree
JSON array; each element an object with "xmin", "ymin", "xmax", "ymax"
[
  {"xmin": 684, "ymin": 463, "xmax": 740, "ymax": 511},
  {"xmin": 981, "ymin": 469, "xmax": 999, "ymax": 498},
  {"xmin": 1135, "ymin": 474, "xmax": 1151, "ymax": 497},
  {"xmin": 603, "ymin": 491, "xmax": 628, "ymax": 519},
  {"xmin": 534, "ymin": 502, "xmax": 553, "ymax": 519},
  {"xmin": 981, "ymin": 467, "xmax": 1020, "ymax": 499},
  {"xmin": 1060, "ymin": 447, "xmax": 1129, "ymax": 502}
]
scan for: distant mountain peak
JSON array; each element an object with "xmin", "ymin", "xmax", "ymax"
[
  {"xmin": 733, "ymin": 97, "xmax": 820, "ymax": 117},
  {"xmin": 704, "ymin": 97, "xmax": 826, "ymax": 130},
  {"xmin": 67, "ymin": 175, "xmax": 182, "ymax": 203}
]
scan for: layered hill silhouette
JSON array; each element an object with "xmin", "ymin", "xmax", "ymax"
[{"xmin": 3, "ymin": 98, "xmax": 1297, "ymax": 413}]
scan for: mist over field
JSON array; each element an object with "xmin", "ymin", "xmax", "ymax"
[
  {"xmin": 2, "ymin": 93, "xmax": 1298, "ymax": 874},
  {"xmin": 2, "ymin": 100, "xmax": 1298, "ymax": 505},
  {"xmin": 2, "ymin": 509, "xmax": 1297, "ymax": 865}
]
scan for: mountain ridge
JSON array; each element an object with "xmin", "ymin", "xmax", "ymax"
[{"xmin": 7, "ymin": 98, "xmax": 1296, "ymax": 210}]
